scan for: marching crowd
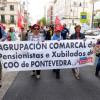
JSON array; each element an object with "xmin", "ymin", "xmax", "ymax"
[{"xmin": 0, "ymin": 23, "xmax": 100, "ymax": 88}]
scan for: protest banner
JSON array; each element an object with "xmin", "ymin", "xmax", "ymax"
[{"xmin": 0, "ymin": 40, "xmax": 96, "ymax": 71}]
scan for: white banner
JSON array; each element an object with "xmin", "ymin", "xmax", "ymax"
[{"xmin": 0, "ymin": 40, "xmax": 96, "ymax": 71}]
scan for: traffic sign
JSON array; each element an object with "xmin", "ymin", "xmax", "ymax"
[{"xmin": 80, "ymin": 12, "xmax": 87, "ymax": 23}]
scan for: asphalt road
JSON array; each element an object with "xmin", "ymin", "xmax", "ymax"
[{"xmin": 2, "ymin": 57, "xmax": 100, "ymax": 100}]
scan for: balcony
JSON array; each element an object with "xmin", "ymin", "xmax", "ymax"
[
  {"xmin": 0, "ymin": 20, "xmax": 7, "ymax": 24},
  {"xmin": 8, "ymin": 20, "xmax": 16, "ymax": 24}
]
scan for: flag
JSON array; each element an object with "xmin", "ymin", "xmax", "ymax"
[
  {"xmin": 18, "ymin": 10, "xmax": 23, "ymax": 29},
  {"xmin": 40, "ymin": 21, "xmax": 44, "ymax": 29},
  {"xmin": 55, "ymin": 16, "xmax": 63, "ymax": 30},
  {"xmin": 0, "ymin": 22, "xmax": 5, "ymax": 30},
  {"xmin": 36, "ymin": 20, "xmax": 39, "ymax": 24}
]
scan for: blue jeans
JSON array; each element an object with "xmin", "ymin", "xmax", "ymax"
[
  {"xmin": 56, "ymin": 69, "xmax": 60, "ymax": 73},
  {"xmin": 96, "ymin": 55, "xmax": 100, "ymax": 72}
]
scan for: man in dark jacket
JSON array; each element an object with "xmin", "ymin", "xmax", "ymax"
[
  {"xmin": 61, "ymin": 24, "xmax": 69, "ymax": 40},
  {"xmin": 45, "ymin": 25, "xmax": 54, "ymax": 40},
  {"xmin": 70, "ymin": 25, "xmax": 86, "ymax": 80},
  {"xmin": 0, "ymin": 26, "xmax": 7, "ymax": 87}
]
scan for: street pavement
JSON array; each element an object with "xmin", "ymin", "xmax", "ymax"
[{"xmin": 1, "ymin": 57, "xmax": 100, "ymax": 100}]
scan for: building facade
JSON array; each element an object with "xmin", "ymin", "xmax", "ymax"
[
  {"xmin": 53, "ymin": 0, "xmax": 92, "ymax": 28},
  {"xmin": 47, "ymin": 5, "xmax": 53, "ymax": 24},
  {"xmin": 0, "ymin": 0, "xmax": 25, "ymax": 31},
  {"xmin": 0, "ymin": 0, "xmax": 33, "ymax": 31}
]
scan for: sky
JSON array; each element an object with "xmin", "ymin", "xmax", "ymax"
[
  {"xmin": 19, "ymin": 0, "xmax": 53, "ymax": 24},
  {"xmin": 94, "ymin": 1, "xmax": 100, "ymax": 10},
  {"xmin": 17, "ymin": 0, "xmax": 100, "ymax": 24}
]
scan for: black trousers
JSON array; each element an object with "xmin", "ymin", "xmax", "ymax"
[
  {"xmin": 96, "ymin": 55, "xmax": 100, "ymax": 72},
  {"xmin": 32, "ymin": 70, "xmax": 40, "ymax": 75}
]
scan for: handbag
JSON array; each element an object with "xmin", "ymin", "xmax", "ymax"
[{"xmin": 7, "ymin": 36, "xmax": 11, "ymax": 41}]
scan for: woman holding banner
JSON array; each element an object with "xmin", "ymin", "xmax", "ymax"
[
  {"xmin": 70, "ymin": 25, "xmax": 86, "ymax": 80},
  {"xmin": 28, "ymin": 24, "xmax": 45, "ymax": 79}
]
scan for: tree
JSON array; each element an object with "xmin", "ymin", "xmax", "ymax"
[
  {"xmin": 41, "ymin": 17, "xmax": 46, "ymax": 26},
  {"xmin": 39, "ymin": 19, "xmax": 42, "ymax": 25},
  {"xmin": 38, "ymin": 17, "xmax": 47, "ymax": 26},
  {"xmin": 86, "ymin": 12, "xmax": 91, "ymax": 25}
]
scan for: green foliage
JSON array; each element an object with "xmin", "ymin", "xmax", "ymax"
[
  {"xmin": 38, "ymin": 17, "xmax": 46, "ymax": 26},
  {"xmin": 46, "ymin": 22, "xmax": 51, "ymax": 26},
  {"xmin": 39, "ymin": 19, "xmax": 42, "ymax": 25},
  {"xmin": 86, "ymin": 12, "xmax": 91, "ymax": 25},
  {"xmin": 42, "ymin": 17, "xmax": 46, "ymax": 25}
]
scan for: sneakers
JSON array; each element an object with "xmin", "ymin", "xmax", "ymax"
[
  {"xmin": 95, "ymin": 72, "xmax": 99, "ymax": 76},
  {"xmin": 31, "ymin": 71, "xmax": 40, "ymax": 79},
  {"xmin": 31, "ymin": 72, "xmax": 35, "ymax": 76},
  {"xmin": 36, "ymin": 75, "xmax": 40, "ymax": 79},
  {"xmin": 56, "ymin": 72, "xmax": 60, "ymax": 79},
  {"xmin": 75, "ymin": 75, "xmax": 80, "ymax": 80}
]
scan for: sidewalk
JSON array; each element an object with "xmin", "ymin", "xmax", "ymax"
[{"xmin": 0, "ymin": 71, "xmax": 18, "ymax": 100}]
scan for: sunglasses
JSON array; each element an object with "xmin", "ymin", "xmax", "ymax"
[{"xmin": 34, "ymin": 28, "xmax": 39, "ymax": 30}]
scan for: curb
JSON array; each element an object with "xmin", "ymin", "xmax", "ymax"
[{"xmin": 0, "ymin": 71, "xmax": 18, "ymax": 100}]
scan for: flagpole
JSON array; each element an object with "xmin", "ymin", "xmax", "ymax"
[{"xmin": 26, "ymin": 0, "xmax": 28, "ymax": 28}]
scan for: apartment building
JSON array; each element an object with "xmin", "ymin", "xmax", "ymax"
[
  {"xmin": 0, "ymin": 0, "xmax": 25, "ymax": 31},
  {"xmin": 53, "ymin": 0, "xmax": 92, "ymax": 28},
  {"xmin": 47, "ymin": 5, "xmax": 53, "ymax": 24}
]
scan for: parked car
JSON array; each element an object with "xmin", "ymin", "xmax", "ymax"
[{"xmin": 84, "ymin": 29, "xmax": 100, "ymax": 40}]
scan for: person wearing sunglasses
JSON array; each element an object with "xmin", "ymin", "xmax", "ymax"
[{"xmin": 28, "ymin": 24, "xmax": 45, "ymax": 79}]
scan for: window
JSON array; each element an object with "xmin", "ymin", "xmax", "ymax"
[
  {"xmin": 1, "ymin": 15, "xmax": 5, "ymax": 23},
  {"xmin": 0, "ymin": 7, "xmax": 5, "ymax": 11},
  {"xmin": 10, "ymin": 15, "xmax": 14, "ymax": 23},
  {"xmin": 72, "ymin": 2, "xmax": 77, "ymax": 6},
  {"xmin": 10, "ymin": 5, "xmax": 14, "ymax": 11}
]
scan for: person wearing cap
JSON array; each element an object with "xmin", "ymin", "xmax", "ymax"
[
  {"xmin": 28, "ymin": 24, "xmax": 45, "ymax": 79},
  {"xmin": 51, "ymin": 27, "xmax": 63, "ymax": 79},
  {"xmin": 70, "ymin": 25, "xmax": 86, "ymax": 80}
]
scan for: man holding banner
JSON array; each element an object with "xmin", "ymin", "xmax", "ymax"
[
  {"xmin": 70, "ymin": 25, "xmax": 86, "ymax": 80},
  {"xmin": 0, "ymin": 26, "xmax": 7, "ymax": 87},
  {"xmin": 28, "ymin": 24, "xmax": 45, "ymax": 79}
]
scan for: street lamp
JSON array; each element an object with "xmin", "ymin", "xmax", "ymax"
[
  {"xmin": 79, "ymin": 0, "xmax": 86, "ymax": 12},
  {"xmin": 26, "ymin": 0, "xmax": 30, "ymax": 27},
  {"xmin": 70, "ymin": 9, "xmax": 75, "ymax": 25}
]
